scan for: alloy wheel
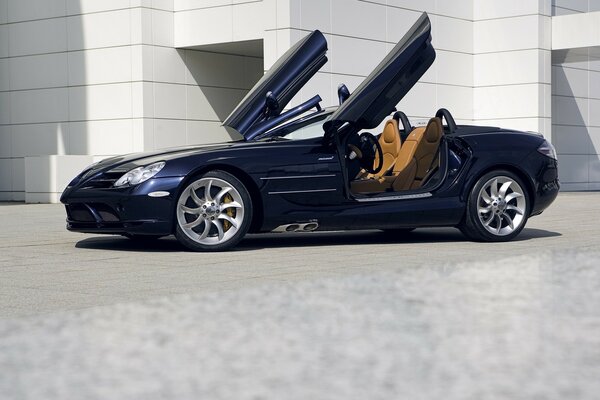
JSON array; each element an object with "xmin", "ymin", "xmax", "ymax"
[
  {"xmin": 176, "ymin": 177, "xmax": 245, "ymax": 246},
  {"xmin": 476, "ymin": 176, "xmax": 526, "ymax": 236}
]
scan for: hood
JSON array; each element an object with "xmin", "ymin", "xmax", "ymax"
[
  {"xmin": 80, "ymin": 142, "xmax": 251, "ymax": 178},
  {"xmin": 94, "ymin": 144, "xmax": 233, "ymax": 169},
  {"xmin": 223, "ymin": 30, "xmax": 328, "ymax": 139},
  {"xmin": 324, "ymin": 13, "xmax": 435, "ymax": 132}
]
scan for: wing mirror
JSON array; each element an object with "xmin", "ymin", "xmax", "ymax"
[
  {"xmin": 265, "ymin": 91, "xmax": 279, "ymax": 117},
  {"xmin": 337, "ymin": 84, "xmax": 350, "ymax": 105}
]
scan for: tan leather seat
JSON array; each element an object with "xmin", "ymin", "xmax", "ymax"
[
  {"xmin": 351, "ymin": 117, "xmax": 443, "ymax": 193},
  {"xmin": 360, "ymin": 118, "xmax": 402, "ymax": 180},
  {"xmin": 391, "ymin": 117, "xmax": 443, "ymax": 191}
]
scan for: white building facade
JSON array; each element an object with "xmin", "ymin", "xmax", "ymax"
[{"xmin": 0, "ymin": 0, "xmax": 598, "ymax": 202}]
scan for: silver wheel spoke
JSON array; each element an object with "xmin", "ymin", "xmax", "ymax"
[
  {"xmin": 503, "ymin": 213, "xmax": 514, "ymax": 229},
  {"xmin": 218, "ymin": 214, "xmax": 238, "ymax": 229},
  {"xmin": 498, "ymin": 181, "xmax": 512, "ymax": 198},
  {"xmin": 506, "ymin": 204, "xmax": 524, "ymax": 215},
  {"xmin": 495, "ymin": 215, "xmax": 502, "ymax": 234},
  {"xmin": 221, "ymin": 201, "xmax": 242, "ymax": 210},
  {"xmin": 183, "ymin": 216, "xmax": 204, "ymax": 229},
  {"xmin": 198, "ymin": 220, "xmax": 211, "ymax": 239},
  {"xmin": 490, "ymin": 179, "xmax": 499, "ymax": 197},
  {"xmin": 204, "ymin": 180, "xmax": 213, "ymax": 202},
  {"xmin": 190, "ymin": 188, "xmax": 203, "ymax": 206},
  {"xmin": 214, "ymin": 187, "xmax": 232, "ymax": 203},
  {"xmin": 478, "ymin": 205, "xmax": 492, "ymax": 214},
  {"xmin": 180, "ymin": 204, "xmax": 200, "ymax": 215},
  {"xmin": 483, "ymin": 213, "xmax": 495, "ymax": 226},
  {"xmin": 481, "ymin": 191, "xmax": 493, "ymax": 205},
  {"xmin": 505, "ymin": 192, "xmax": 523, "ymax": 203},
  {"xmin": 212, "ymin": 219, "xmax": 224, "ymax": 240}
]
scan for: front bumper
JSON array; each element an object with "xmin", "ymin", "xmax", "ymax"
[{"xmin": 61, "ymin": 176, "xmax": 184, "ymax": 236}]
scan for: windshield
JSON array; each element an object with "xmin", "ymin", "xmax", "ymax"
[
  {"xmin": 260, "ymin": 111, "xmax": 332, "ymax": 141},
  {"xmin": 286, "ymin": 117, "xmax": 328, "ymax": 140}
]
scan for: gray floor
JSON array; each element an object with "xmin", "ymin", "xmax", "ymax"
[{"xmin": 1, "ymin": 193, "xmax": 599, "ymax": 399}]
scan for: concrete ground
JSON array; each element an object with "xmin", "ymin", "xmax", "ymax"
[{"xmin": 0, "ymin": 193, "xmax": 599, "ymax": 399}]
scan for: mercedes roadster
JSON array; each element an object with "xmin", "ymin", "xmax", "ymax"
[{"xmin": 61, "ymin": 13, "xmax": 559, "ymax": 251}]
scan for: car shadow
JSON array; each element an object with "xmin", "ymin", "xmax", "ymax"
[
  {"xmin": 238, "ymin": 227, "xmax": 561, "ymax": 250},
  {"xmin": 76, "ymin": 236, "xmax": 185, "ymax": 252},
  {"xmin": 74, "ymin": 227, "xmax": 561, "ymax": 252}
]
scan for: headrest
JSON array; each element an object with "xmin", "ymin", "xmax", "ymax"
[
  {"xmin": 425, "ymin": 117, "xmax": 442, "ymax": 143},
  {"xmin": 382, "ymin": 119, "xmax": 399, "ymax": 144}
]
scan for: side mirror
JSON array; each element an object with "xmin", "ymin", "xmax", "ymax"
[
  {"xmin": 337, "ymin": 84, "xmax": 350, "ymax": 105},
  {"xmin": 265, "ymin": 91, "xmax": 279, "ymax": 116}
]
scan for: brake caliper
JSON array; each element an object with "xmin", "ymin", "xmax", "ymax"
[{"xmin": 223, "ymin": 194, "xmax": 235, "ymax": 231}]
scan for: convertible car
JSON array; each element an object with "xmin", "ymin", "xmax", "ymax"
[{"xmin": 60, "ymin": 13, "xmax": 559, "ymax": 251}]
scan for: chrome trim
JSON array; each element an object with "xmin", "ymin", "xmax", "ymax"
[
  {"xmin": 272, "ymin": 222, "xmax": 319, "ymax": 233},
  {"xmin": 260, "ymin": 174, "xmax": 336, "ymax": 180},
  {"xmin": 268, "ymin": 188, "xmax": 337, "ymax": 195},
  {"xmin": 148, "ymin": 191, "xmax": 170, "ymax": 198},
  {"xmin": 355, "ymin": 192, "xmax": 432, "ymax": 202}
]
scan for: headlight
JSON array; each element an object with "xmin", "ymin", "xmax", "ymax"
[
  {"xmin": 537, "ymin": 140, "xmax": 557, "ymax": 160},
  {"xmin": 114, "ymin": 161, "xmax": 166, "ymax": 187}
]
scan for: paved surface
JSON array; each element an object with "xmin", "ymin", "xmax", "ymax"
[{"xmin": 0, "ymin": 193, "xmax": 599, "ymax": 399}]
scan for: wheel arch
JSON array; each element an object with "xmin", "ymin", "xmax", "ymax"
[{"xmin": 174, "ymin": 163, "xmax": 264, "ymax": 234}]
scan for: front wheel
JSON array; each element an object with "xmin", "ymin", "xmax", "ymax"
[
  {"xmin": 175, "ymin": 170, "xmax": 252, "ymax": 251},
  {"xmin": 460, "ymin": 170, "xmax": 529, "ymax": 242}
]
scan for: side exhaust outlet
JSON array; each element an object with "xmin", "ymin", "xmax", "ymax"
[{"xmin": 272, "ymin": 222, "xmax": 319, "ymax": 233}]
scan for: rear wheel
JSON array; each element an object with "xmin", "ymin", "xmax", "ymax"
[
  {"xmin": 460, "ymin": 170, "xmax": 529, "ymax": 242},
  {"xmin": 175, "ymin": 170, "xmax": 252, "ymax": 251}
]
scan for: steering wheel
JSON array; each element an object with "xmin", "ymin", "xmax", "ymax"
[{"xmin": 357, "ymin": 132, "xmax": 383, "ymax": 174}]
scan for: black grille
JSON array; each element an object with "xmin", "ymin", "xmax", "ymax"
[
  {"xmin": 66, "ymin": 203, "xmax": 120, "ymax": 223},
  {"xmin": 83, "ymin": 171, "xmax": 124, "ymax": 188},
  {"xmin": 66, "ymin": 204, "xmax": 95, "ymax": 222},
  {"xmin": 91, "ymin": 203, "xmax": 120, "ymax": 222}
]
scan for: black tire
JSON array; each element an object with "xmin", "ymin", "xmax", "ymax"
[
  {"xmin": 174, "ymin": 170, "xmax": 252, "ymax": 252},
  {"xmin": 459, "ymin": 169, "xmax": 530, "ymax": 242}
]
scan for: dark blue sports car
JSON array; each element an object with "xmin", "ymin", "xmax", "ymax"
[{"xmin": 60, "ymin": 13, "xmax": 559, "ymax": 251}]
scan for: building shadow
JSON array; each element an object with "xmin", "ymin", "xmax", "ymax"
[
  {"xmin": 177, "ymin": 40, "xmax": 264, "ymax": 144},
  {"xmin": 552, "ymin": 48, "xmax": 600, "ymax": 190}
]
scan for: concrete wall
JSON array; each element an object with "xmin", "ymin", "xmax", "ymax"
[
  {"xmin": 473, "ymin": 0, "xmax": 552, "ymax": 139},
  {"xmin": 278, "ymin": 0, "xmax": 474, "ymax": 127},
  {"xmin": 551, "ymin": 6, "xmax": 600, "ymax": 190},
  {"xmin": 0, "ymin": 1, "xmax": 158, "ymax": 202},
  {"xmin": 270, "ymin": 0, "xmax": 553, "ymax": 138},
  {"xmin": 1, "ymin": 0, "xmax": 598, "ymax": 202},
  {"xmin": 552, "ymin": 0, "xmax": 600, "ymax": 16},
  {"xmin": 0, "ymin": 0, "xmax": 263, "ymax": 202}
]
